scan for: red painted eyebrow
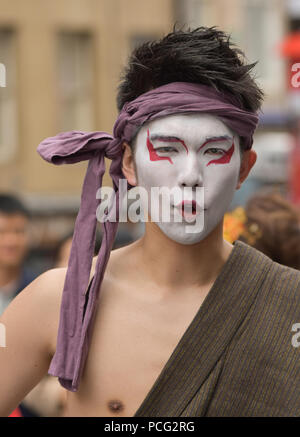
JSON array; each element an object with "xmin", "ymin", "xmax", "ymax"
[
  {"xmin": 149, "ymin": 134, "xmax": 232, "ymax": 154},
  {"xmin": 147, "ymin": 130, "xmax": 173, "ymax": 164},
  {"xmin": 197, "ymin": 136, "xmax": 233, "ymax": 151},
  {"xmin": 149, "ymin": 134, "xmax": 188, "ymax": 154}
]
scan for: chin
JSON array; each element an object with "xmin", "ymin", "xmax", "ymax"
[{"xmin": 158, "ymin": 223, "xmax": 210, "ymax": 245}]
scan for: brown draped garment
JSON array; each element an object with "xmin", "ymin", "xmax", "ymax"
[{"xmin": 81, "ymin": 240, "xmax": 300, "ymax": 417}]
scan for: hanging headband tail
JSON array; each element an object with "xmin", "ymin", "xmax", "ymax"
[{"xmin": 37, "ymin": 130, "xmax": 124, "ymax": 390}]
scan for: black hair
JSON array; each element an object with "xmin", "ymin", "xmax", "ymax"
[
  {"xmin": 118, "ymin": 26, "xmax": 263, "ymax": 112},
  {"xmin": 117, "ymin": 26, "xmax": 264, "ymax": 152},
  {"xmin": 0, "ymin": 193, "xmax": 30, "ymax": 218}
]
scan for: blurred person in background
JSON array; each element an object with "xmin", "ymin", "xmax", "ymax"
[
  {"xmin": 224, "ymin": 191, "xmax": 300, "ymax": 270},
  {"xmin": 0, "ymin": 194, "xmax": 37, "ymax": 416},
  {"xmin": 0, "ymin": 194, "xmax": 66, "ymax": 417},
  {"xmin": 0, "ymin": 194, "xmax": 35, "ymax": 315}
]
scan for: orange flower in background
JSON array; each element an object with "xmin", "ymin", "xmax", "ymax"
[
  {"xmin": 223, "ymin": 206, "xmax": 247, "ymax": 243},
  {"xmin": 223, "ymin": 206, "xmax": 262, "ymax": 245}
]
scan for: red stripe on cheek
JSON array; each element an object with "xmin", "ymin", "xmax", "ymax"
[
  {"xmin": 206, "ymin": 142, "xmax": 235, "ymax": 166},
  {"xmin": 146, "ymin": 130, "xmax": 173, "ymax": 164}
]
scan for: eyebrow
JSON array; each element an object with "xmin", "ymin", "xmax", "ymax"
[
  {"xmin": 149, "ymin": 134, "xmax": 189, "ymax": 153},
  {"xmin": 198, "ymin": 135, "xmax": 233, "ymax": 151},
  {"xmin": 149, "ymin": 134, "xmax": 184, "ymax": 143},
  {"xmin": 149, "ymin": 133, "xmax": 233, "ymax": 150}
]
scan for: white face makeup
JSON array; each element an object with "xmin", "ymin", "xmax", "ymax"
[{"xmin": 133, "ymin": 113, "xmax": 242, "ymax": 244}]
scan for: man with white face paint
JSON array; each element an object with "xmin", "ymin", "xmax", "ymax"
[
  {"xmin": 0, "ymin": 27, "xmax": 299, "ymax": 418},
  {"xmin": 129, "ymin": 113, "xmax": 243, "ymax": 245}
]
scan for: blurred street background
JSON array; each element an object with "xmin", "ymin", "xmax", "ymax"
[{"xmin": 1, "ymin": 0, "xmax": 300, "ymax": 417}]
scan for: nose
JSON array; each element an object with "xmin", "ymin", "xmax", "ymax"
[{"xmin": 177, "ymin": 153, "xmax": 203, "ymax": 189}]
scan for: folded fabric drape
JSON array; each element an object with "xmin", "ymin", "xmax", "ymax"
[{"xmin": 37, "ymin": 81, "xmax": 259, "ymax": 391}]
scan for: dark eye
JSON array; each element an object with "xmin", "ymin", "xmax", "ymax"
[
  {"xmin": 155, "ymin": 147, "xmax": 177, "ymax": 153},
  {"xmin": 205, "ymin": 148, "xmax": 225, "ymax": 155}
]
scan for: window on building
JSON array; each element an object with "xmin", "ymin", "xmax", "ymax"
[
  {"xmin": 243, "ymin": 0, "xmax": 285, "ymax": 97},
  {"xmin": 57, "ymin": 31, "xmax": 95, "ymax": 132},
  {"xmin": 0, "ymin": 29, "xmax": 18, "ymax": 163}
]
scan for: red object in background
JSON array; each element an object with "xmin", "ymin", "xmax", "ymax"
[
  {"xmin": 9, "ymin": 407, "xmax": 22, "ymax": 417},
  {"xmin": 280, "ymin": 31, "xmax": 300, "ymax": 58},
  {"xmin": 279, "ymin": 32, "xmax": 300, "ymax": 90},
  {"xmin": 279, "ymin": 32, "xmax": 300, "ymax": 203}
]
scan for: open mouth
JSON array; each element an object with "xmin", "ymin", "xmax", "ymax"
[
  {"xmin": 172, "ymin": 200, "xmax": 205, "ymax": 222},
  {"xmin": 174, "ymin": 200, "xmax": 199, "ymax": 218},
  {"xmin": 182, "ymin": 201, "xmax": 197, "ymax": 215}
]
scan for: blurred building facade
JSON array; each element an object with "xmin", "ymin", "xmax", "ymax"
[
  {"xmin": 0, "ymin": 0, "xmax": 173, "ymax": 260},
  {"xmin": 176, "ymin": 0, "xmax": 287, "ymax": 111},
  {"xmin": 0, "ymin": 0, "xmax": 174, "ymax": 209}
]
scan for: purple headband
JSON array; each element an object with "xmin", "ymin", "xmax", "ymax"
[{"xmin": 37, "ymin": 81, "xmax": 259, "ymax": 391}]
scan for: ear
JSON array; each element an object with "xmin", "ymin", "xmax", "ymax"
[
  {"xmin": 122, "ymin": 142, "xmax": 137, "ymax": 186},
  {"xmin": 236, "ymin": 149, "xmax": 257, "ymax": 190}
]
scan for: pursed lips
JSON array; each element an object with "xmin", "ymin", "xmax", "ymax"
[{"xmin": 173, "ymin": 200, "xmax": 205, "ymax": 216}]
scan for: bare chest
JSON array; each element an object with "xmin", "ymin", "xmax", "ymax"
[{"xmin": 64, "ymin": 281, "xmax": 208, "ymax": 417}]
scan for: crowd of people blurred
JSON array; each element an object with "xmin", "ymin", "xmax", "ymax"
[
  {"xmin": 1, "ymin": 188, "xmax": 300, "ymax": 416},
  {"xmin": 224, "ymin": 190, "xmax": 300, "ymax": 269}
]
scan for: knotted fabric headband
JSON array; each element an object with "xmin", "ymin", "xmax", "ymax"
[{"xmin": 37, "ymin": 81, "xmax": 259, "ymax": 391}]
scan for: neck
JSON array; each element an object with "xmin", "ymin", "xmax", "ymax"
[
  {"xmin": 0, "ymin": 265, "xmax": 21, "ymax": 288},
  {"xmin": 134, "ymin": 220, "xmax": 233, "ymax": 290}
]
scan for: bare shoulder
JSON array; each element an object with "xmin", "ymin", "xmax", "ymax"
[
  {"xmin": 0, "ymin": 267, "xmax": 70, "ymax": 356},
  {"xmin": 41, "ymin": 247, "xmax": 131, "ymax": 352},
  {"xmin": 0, "ymin": 245, "xmax": 134, "ymax": 352},
  {"xmin": 0, "ymin": 242, "xmax": 138, "ymax": 358},
  {"xmin": 0, "ymin": 267, "xmax": 68, "ymax": 323}
]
